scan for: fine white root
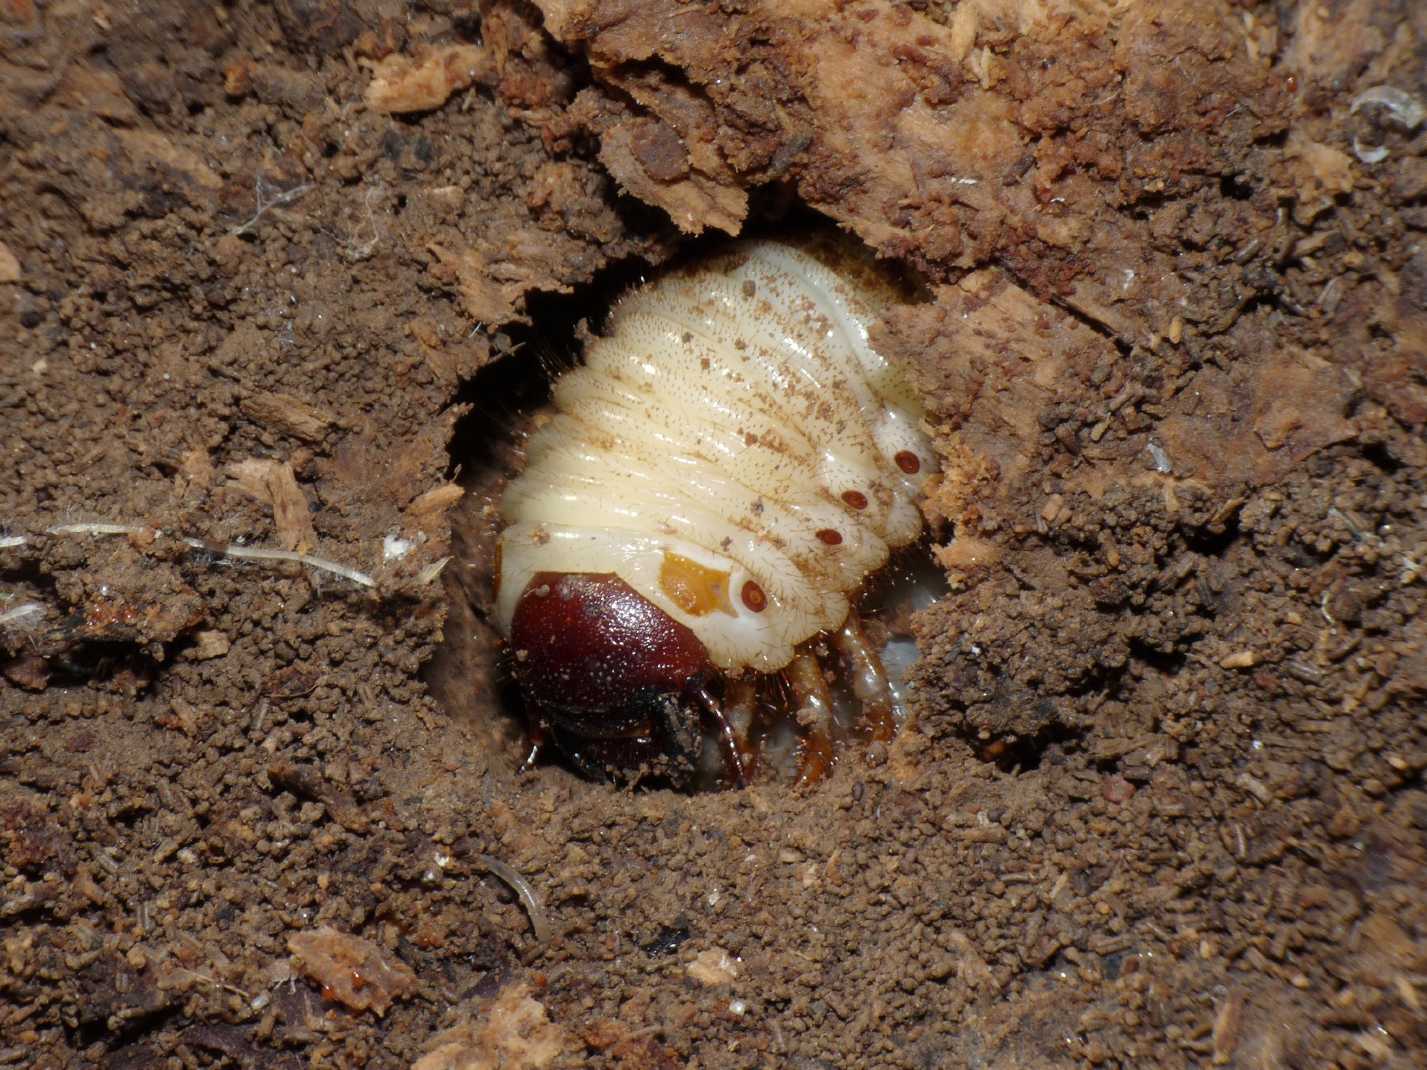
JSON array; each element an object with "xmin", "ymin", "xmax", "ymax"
[
  {"xmin": 1, "ymin": 522, "xmax": 377, "ymax": 589},
  {"xmin": 0, "ymin": 602, "xmax": 45, "ymax": 628},
  {"xmin": 476, "ymin": 854, "xmax": 552, "ymax": 946},
  {"xmin": 179, "ymin": 538, "xmax": 376, "ymax": 589},
  {"xmin": 230, "ymin": 177, "xmax": 315, "ymax": 238},
  {"xmin": 47, "ymin": 522, "xmax": 149, "ymax": 537}
]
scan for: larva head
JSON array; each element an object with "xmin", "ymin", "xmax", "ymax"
[{"xmin": 509, "ymin": 571, "xmax": 713, "ymax": 768}]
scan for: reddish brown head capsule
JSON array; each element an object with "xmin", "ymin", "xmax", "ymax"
[{"xmin": 510, "ymin": 571, "xmax": 713, "ymax": 781}]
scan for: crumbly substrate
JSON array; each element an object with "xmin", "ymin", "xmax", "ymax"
[{"xmin": 2, "ymin": 2, "xmax": 1424, "ymax": 1068}]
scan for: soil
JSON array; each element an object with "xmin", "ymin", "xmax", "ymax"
[{"xmin": 2, "ymin": 1, "xmax": 1426, "ymax": 1068}]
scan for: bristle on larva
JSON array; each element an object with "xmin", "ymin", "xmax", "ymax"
[{"xmin": 494, "ymin": 239, "xmax": 936, "ymax": 673}]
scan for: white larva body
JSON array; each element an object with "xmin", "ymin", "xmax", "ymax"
[{"xmin": 494, "ymin": 239, "xmax": 936, "ymax": 673}]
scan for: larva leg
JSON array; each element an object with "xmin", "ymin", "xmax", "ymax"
[
  {"xmin": 721, "ymin": 676, "xmax": 760, "ymax": 780},
  {"xmin": 693, "ymin": 683, "xmax": 749, "ymax": 788},
  {"xmin": 832, "ymin": 609, "xmax": 901, "ymax": 742},
  {"xmin": 784, "ymin": 651, "xmax": 837, "ymax": 785}
]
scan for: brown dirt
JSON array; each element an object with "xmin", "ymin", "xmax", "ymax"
[{"xmin": 3, "ymin": 1, "xmax": 1425, "ymax": 1067}]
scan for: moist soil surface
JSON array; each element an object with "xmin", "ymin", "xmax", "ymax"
[{"xmin": 3, "ymin": 2, "xmax": 1426, "ymax": 1068}]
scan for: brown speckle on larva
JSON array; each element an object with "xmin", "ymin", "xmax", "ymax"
[{"xmin": 492, "ymin": 239, "xmax": 938, "ymax": 787}]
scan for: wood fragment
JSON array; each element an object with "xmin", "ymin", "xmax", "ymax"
[
  {"xmin": 225, "ymin": 459, "xmax": 318, "ymax": 553},
  {"xmin": 288, "ymin": 927, "xmax": 415, "ymax": 1016},
  {"xmin": 240, "ymin": 392, "xmax": 336, "ymax": 443},
  {"xmin": 408, "ymin": 484, "xmax": 465, "ymax": 518},
  {"xmin": 412, "ymin": 983, "xmax": 568, "ymax": 1070},
  {"xmin": 0, "ymin": 241, "xmax": 19, "ymax": 283},
  {"xmin": 367, "ymin": 45, "xmax": 491, "ymax": 114}
]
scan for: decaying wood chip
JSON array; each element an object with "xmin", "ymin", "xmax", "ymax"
[
  {"xmin": 367, "ymin": 45, "xmax": 492, "ymax": 114},
  {"xmin": 1283, "ymin": 132, "xmax": 1356, "ymax": 223},
  {"xmin": 426, "ymin": 243, "xmax": 545, "ymax": 325},
  {"xmin": 408, "ymin": 483, "xmax": 465, "ymax": 518},
  {"xmin": 3, "ymin": 654, "xmax": 49, "ymax": 691},
  {"xmin": 686, "ymin": 947, "xmax": 739, "ymax": 986},
  {"xmin": 240, "ymin": 391, "xmax": 336, "ymax": 443},
  {"xmin": 0, "ymin": 241, "xmax": 19, "ymax": 283},
  {"xmin": 225, "ymin": 459, "xmax": 318, "ymax": 554},
  {"xmin": 191, "ymin": 630, "xmax": 231, "ymax": 660},
  {"xmin": 412, "ymin": 983, "xmax": 568, "ymax": 1070},
  {"xmin": 177, "ymin": 449, "xmax": 216, "ymax": 495},
  {"xmin": 1250, "ymin": 349, "xmax": 1356, "ymax": 456},
  {"xmin": 599, "ymin": 118, "xmax": 746, "ymax": 235},
  {"xmin": 288, "ymin": 927, "xmax": 416, "ymax": 1016}
]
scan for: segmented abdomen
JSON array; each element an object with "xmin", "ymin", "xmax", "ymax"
[{"xmin": 494, "ymin": 240, "xmax": 936, "ymax": 673}]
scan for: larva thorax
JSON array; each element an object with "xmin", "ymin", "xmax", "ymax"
[{"xmin": 494, "ymin": 239, "xmax": 936, "ymax": 784}]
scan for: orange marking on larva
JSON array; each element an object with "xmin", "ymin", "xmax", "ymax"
[
  {"xmin": 841, "ymin": 490, "xmax": 868, "ymax": 510},
  {"xmin": 740, "ymin": 580, "xmax": 767, "ymax": 613},
  {"xmin": 816, "ymin": 528, "xmax": 843, "ymax": 546},
  {"xmin": 660, "ymin": 552, "xmax": 734, "ymax": 617},
  {"xmin": 895, "ymin": 451, "xmax": 921, "ymax": 475}
]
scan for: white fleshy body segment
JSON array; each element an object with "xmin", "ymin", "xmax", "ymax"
[{"xmin": 494, "ymin": 239, "xmax": 936, "ymax": 673}]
